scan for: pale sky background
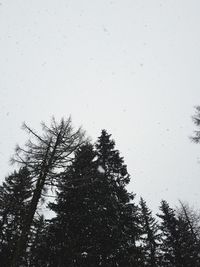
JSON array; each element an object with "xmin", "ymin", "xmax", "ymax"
[{"xmin": 0, "ymin": 0, "xmax": 200, "ymax": 213}]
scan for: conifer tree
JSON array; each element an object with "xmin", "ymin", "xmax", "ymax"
[
  {"xmin": 177, "ymin": 201, "xmax": 200, "ymax": 243},
  {"xmin": 176, "ymin": 201, "xmax": 200, "ymax": 267},
  {"xmin": 94, "ymin": 130, "xmax": 141, "ymax": 266},
  {"xmin": 157, "ymin": 200, "xmax": 180, "ymax": 267},
  {"xmin": 139, "ymin": 197, "xmax": 160, "ymax": 267},
  {"xmin": 158, "ymin": 200, "xmax": 200, "ymax": 267},
  {"xmin": 28, "ymin": 215, "xmax": 50, "ymax": 267},
  {"xmin": 49, "ymin": 143, "xmax": 102, "ymax": 266},
  {"xmin": 49, "ymin": 131, "xmax": 140, "ymax": 266},
  {"xmin": 0, "ymin": 167, "xmax": 32, "ymax": 266},
  {"xmin": 10, "ymin": 117, "xmax": 85, "ymax": 266}
]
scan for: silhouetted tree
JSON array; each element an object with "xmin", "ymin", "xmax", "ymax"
[
  {"xmin": 95, "ymin": 130, "xmax": 141, "ymax": 266},
  {"xmin": 11, "ymin": 117, "xmax": 85, "ymax": 266},
  {"xmin": 49, "ymin": 131, "xmax": 140, "ymax": 266},
  {"xmin": 48, "ymin": 143, "xmax": 99, "ymax": 266},
  {"xmin": 177, "ymin": 201, "xmax": 200, "ymax": 240},
  {"xmin": 176, "ymin": 201, "xmax": 200, "ymax": 266},
  {"xmin": 139, "ymin": 197, "xmax": 161, "ymax": 267},
  {"xmin": 157, "ymin": 200, "xmax": 181, "ymax": 267},
  {"xmin": 0, "ymin": 167, "xmax": 32, "ymax": 266},
  {"xmin": 158, "ymin": 200, "xmax": 200, "ymax": 267},
  {"xmin": 28, "ymin": 215, "xmax": 50, "ymax": 267}
]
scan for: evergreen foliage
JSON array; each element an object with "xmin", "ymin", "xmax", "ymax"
[
  {"xmin": 48, "ymin": 131, "xmax": 140, "ymax": 267},
  {"xmin": 158, "ymin": 200, "xmax": 200, "ymax": 267},
  {"xmin": 0, "ymin": 167, "xmax": 32, "ymax": 266},
  {"xmin": 139, "ymin": 197, "xmax": 161, "ymax": 267},
  {"xmin": 0, "ymin": 118, "xmax": 198, "ymax": 266}
]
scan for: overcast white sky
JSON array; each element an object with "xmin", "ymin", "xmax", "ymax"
[{"xmin": 0, "ymin": 0, "xmax": 200, "ymax": 212}]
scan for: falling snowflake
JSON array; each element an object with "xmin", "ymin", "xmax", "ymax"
[
  {"xmin": 81, "ymin": 252, "xmax": 88, "ymax": 258},
  {"xmin": 97, "ymin": 165, "xmax": 105, "ymax": 174}
]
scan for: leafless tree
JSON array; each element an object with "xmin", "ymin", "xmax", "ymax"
[
  {"xmin": 11, "ymin": 117, "xmax": 85, "ymax": 267},
  {"xmin": 176, "ymin": 200, "xmax": 200, "ymax": 241}
]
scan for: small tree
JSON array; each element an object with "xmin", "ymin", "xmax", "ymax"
[
  {"xmin": 176, "ymin": 201, "xmax": 200, "ymax": 266},
  {"xmin": 177, "ymin": 201, "xmax": 200, "ymax": 241},
  {"xmin": 158, "ymin": 200, "xmax": 200, "ymax": 267},
  {"xmin": 11, "ymin": 117, "xmax": 85, "ymax": 266},
  {"xmin": 157, "ymin": 200, "xmax": 181, "ymax": 267},
  {"xmin": 139, "ymin": 197, "xmax": 161, "ymax": 267}
]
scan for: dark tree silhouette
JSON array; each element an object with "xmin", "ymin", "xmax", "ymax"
[
  {"xmin": 139, "ymin": 197, "xmax": 161, "ymax": 267},
  {"xmin": 10, "ymin": 117, "xmax": 85, "ymax": 266},
  {"xmin": 157, "ymin": 200, "xmax": 181, "ymax": 267},
  {"xmin": 28, "ymin": 215, "xmax": 50, "ymax": 267},
  {"xmin": 49, "ymin": 131, "xmax": 140, "ymax": 266},
  {"xmin": 0, "ymin": 116, "xmax": 198, "ymax": 266},
  {"xmin": 158, "ymin": 200, "xmax": 200, "ymax": 267},
  {"xmin": 95, "ymin": 130, "xmax": 141, "ymax": 266},
  {"xmin": 0, "ymin": 167, "xmax": 32, "ymax": 266}
]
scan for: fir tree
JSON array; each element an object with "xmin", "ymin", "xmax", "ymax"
[
  {"xmin": 0, "ymin": 167, "xmax": 32, "ymax": 266},
  {"xmin": 28, "ymin": 215, "xmax": 50, "ymax": 267},
  {"xmin": 94, "ymin": 130, "xmax": 141, "ymax": 266},
  {"xmin": 176, "ymin": 201, "xmax": 200, "ymax": 267},
  {"xmin": 49, "ymin": 131, "xmax": 140, "ymax": 266},
  {"xmin": 158, "ymin": 200, "xmax": 200, "ymax": 267},
  {"xmin": 139, "ymin": 197, "xmax": 160, "ymax": 267}
]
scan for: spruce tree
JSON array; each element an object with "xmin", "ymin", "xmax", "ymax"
[
  {"xmin": 28, "ymin": 215, "xmax": 50, "ymax": 267},
  {"xmin": 49, "ymin": 143, "xmax": 102, "ymax": 266},
  {"xmin": 176, "ymin": 201, "xmax": 200, "ymax": 267},
  {"xmin": 95, "ymin": 130, "xmax": 141, "ymax": 266},
  {"xmin": 158, "ymin": 200, "xmax": 200, "ymax": 267},
  {"xmin": 157, "ymin": 200, "xmax": 180, "ymax": 267},
  {"xmin": 49, "ymin": 131, "xmax": 140, "ymax": 266},
  {"xmin": 139, "ymin": 197, "xmax": 160, "ymax": 267},
  {"xmin": 0, "ymin": 167, "xmax": 32, "ymax": 266}
]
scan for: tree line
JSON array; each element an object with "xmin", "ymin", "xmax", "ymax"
[{"xmin": 0, "ymin": 108, "xmax": 200, "ymax": 267}]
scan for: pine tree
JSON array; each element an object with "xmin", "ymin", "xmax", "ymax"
[
  {"xmin": 0, "ymin": 167, "xmax": 32, "ymax": 266},
  {"xmin": 139, "ymin": 197, "xmax": 160, "ymax": 267}
]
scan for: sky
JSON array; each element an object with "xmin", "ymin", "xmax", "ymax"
[{"xmin": 0, "ymin": 0, "xmax": 200, "ymax": 212}]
